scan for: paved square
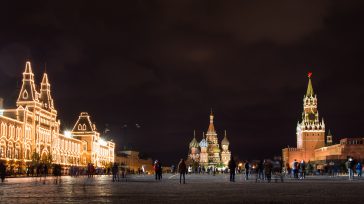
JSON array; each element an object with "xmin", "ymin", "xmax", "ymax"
[{"xmin": 1, "ymin": 174, "xmax": 364, "ymax": 203}]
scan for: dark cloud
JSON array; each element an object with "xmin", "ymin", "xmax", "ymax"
[{"xmin": 0, "ymin": 0, "xmax": 364, "ymax": 164}]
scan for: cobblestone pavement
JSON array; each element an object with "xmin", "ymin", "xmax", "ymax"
[{"xmin": 1, "ymin": 174, "xmax": 364, "ymax": 203}]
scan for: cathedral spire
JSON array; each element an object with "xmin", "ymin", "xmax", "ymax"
[
  {"xmin": 306, "ymin": 72, "xmax": 314, "ymax": 97},
  {"xmin": 208, "ymin": 109, "xmax": 215, "ymax": 133}
]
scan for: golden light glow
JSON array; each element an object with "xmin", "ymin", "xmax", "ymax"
[{"xmin": 0, "ymin": 61, "xmax": 115, "ymax": 169}]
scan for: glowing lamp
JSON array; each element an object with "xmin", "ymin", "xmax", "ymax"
[
  {"xmin": 64, "ymin": 131, "xmax": 72, "ymax": 138},
  {"xmin": 99, "ymin": 138, "xmax": 107, "ymax": 146}
]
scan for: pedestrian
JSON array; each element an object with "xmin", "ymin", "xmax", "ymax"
[
  {"xmin": 177, "ymin": 158, "xmax": 187, "ymax": 184},
  {"xmin": 228, "ymin": 156, "xmax": 236, "ymax": 182},
  {"xmin": 346, "ymin": 157, "xmax": 355, "ymax": 180},
  {"xmin": 299, "ymin": 160, "xmax": 306, "ymax": 179},
  {"xmin": 112, "ymin": 163, "xmax": 119, "ymax": 182},
  {"xmin": 53, "ymin": 164, "xmax": 62, "ymax": 184},
  {"xmin": 264, "ymin": 160, "xmax": 273, "ymax": 183},
  {"xmin": 244, "ymin": 161, "xmax": 250, "ymax": 180},
  {"xmin": 154, "ymin": 160, "xmax": 160, "ymax": 180},
  {"xmin": 257, "ymin": 160, "xmax": 264, "ymax": 181},
  {"xmin": 0, "ymin": 161, "xmax": 6, "ymax": 183},
  {"xmin": 292, "ymin": 159, "xmax": 299, "ymax": 179},
  {"xmin": 356, "ymin": 162, "xmax": 362, "ymax": 178}
]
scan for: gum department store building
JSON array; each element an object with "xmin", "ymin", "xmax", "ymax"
[
  {"xmin": 0, "ymin": 61, "xmax": 115, "ymax": 171},
  {"xmin": 282, "ymin": 74, "xmax": 364, "ymax": 167}
]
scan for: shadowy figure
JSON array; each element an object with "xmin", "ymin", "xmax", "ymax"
[
  {"xmin": 112, "ymin": 163, "xmax": 119, "ymax": 182},
  {"xmin": 178, "ymin": 158, "xmax": 187, "ymax": 184},
  {"xmin": 228, "ymin": 156, "xmax": 236, "ymax": 182},
  {"xmin": 264, "ymin": 160, "xmax": 273, "ymax": 183},
  {"xmin": 244, "ymin": 161, "xmax": 250, "ymax": 180},
  {"xmin": 154, "ymin": 160, "xmax": 163, "ymax": 180},
  {"xmin": 0, "ymin": 162, "xmax": 6, "ymax": 183},
  {"xmin": 53, "ymin": 164, "xmax": 62, "ymax": 184}
]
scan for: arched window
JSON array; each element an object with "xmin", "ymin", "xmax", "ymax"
[
  {"xmin": 78, "ymin": 124, "xmax": 82, "ymax": 130},
  {"xmin": 0, "ymin": 139, "xmax": 6, "ymax": 158},
  {"xmin": 23, "ymin": 90, "xmax": 28, "ymax": 99},
  {"xmin": 82, "ymin": 124, "xmax": 86, "ymax": 130}
]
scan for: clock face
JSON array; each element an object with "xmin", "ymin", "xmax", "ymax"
[{"xmin": 308, "ymin": 113, "xmax": 315, "ymax": 121}]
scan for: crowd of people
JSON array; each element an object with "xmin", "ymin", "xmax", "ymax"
[{"xmin": 0, "ymin": 156, "xmax": 363, "ymax": 184}]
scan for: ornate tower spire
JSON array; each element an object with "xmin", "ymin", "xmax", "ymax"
[
  {"xmin": 208, "ymin": 109, "xmax": 215, "ymax": 133},
  {"xmin": 296, "ymin": 73, "xmax": 325, "ymax": 160},
  {"xmin": 306, "ymin": 72, "xmax": 314, "ymax": 97},
  {"xmin": 39, "ymin": 72, "xmax": 54, "ymax": 109},
  {"xmin": 17, "ymin": 61, "xmax": 39, "ymax": 105}
]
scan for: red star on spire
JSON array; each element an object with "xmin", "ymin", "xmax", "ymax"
[{"xmin": 308, "ymin": 72, "xmax": 312, "ymax": 78}]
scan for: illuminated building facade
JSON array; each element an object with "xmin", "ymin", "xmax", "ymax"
[
  {"xmin": 188, "ymin": 112, "xmax": 231, "ymax": 168},
  {"xmin": 282, "ymin": 74, "xmax": 364, "ymax": 167},
  {"xmin": 0, "ymin": 61, "xmax": 114, "ymax": 170}
]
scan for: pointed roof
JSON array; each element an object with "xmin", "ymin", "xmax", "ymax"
[
  {"xmin": 199, "ymin": 132, "xmax": 208, "ymax": 148},
  {"xmin": 207, "ymin": 110, "xmax": 215, "ymax": 133},
  {"xmin": 24, "ymin": 61, "xmax": 33, "ymax": 74},
  {"xmin": 72, "ymin": 112, "xmax": 96, "ymax": 132},
  {"xmin": 306, "ymin": 73, "xmax": 314, "ymax": 97},
  {"xmin": 221, "ymin": 130, "xmax": 229, "ymax": 146},
  {"xmin": 41, "ymin": 73, "xmax": 49, "ymax": 85},
  {"xmin": 327, "ymin": 129, "xmax": 332, "ymax": 136},
  {"xmin": 189, "ymin": 131, "xmax": 199, "ymax": 149}
]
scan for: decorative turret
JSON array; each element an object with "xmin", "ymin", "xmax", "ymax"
[
  {"xmin": 17, "ymin": 61, "xmax": 39, "ymax": 105},
  {"xmin": 207, "ymin": 109, "xmax": 215, "ymax": 133},
  {"xmin": 199, "ymin": 133, "xmax": 208, "ymax": 148},
  {"xmin": 221, "ymin": 130, "xmax": 230, "ymax": 146},
  {"xmin": 189, "ymin": 130, "xmax": 199, "ymax": 149},
  {"xmin": 189, "ymin": 130, "xmax": 200, "ymax": 162},
  {"xmin": 39, "ymin": 73, "xmax": 55, "ymax": 110}
]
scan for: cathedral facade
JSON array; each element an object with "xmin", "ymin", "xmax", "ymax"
[
  {"xmin": 0, "ymin": 61, "xmax": 115, "ymax": 171},
  {"xmin": 188, "ymin": 112, "xmax": 231, "ymax": 168}
]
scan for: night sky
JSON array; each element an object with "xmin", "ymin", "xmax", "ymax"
[{"xmin": 1, "ymin": 0, "xmax": 364, "ymax": 165}]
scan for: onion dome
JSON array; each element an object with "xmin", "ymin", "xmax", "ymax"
[
  {"xmin": 213, "ymin": 146, "xmax": 220, "ymax": 153},
  {"xmin": 189, "ymin": 130, "xmax": 199, "ymax": 149},
  {"xmin": 221, "ymin": 130, "xmax": 230, "ymax": 146},
  {"xmin": 199, "ymin": 132, "xmax": 208, "ymax": 148}
]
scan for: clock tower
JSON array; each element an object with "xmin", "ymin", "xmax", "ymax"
[{"xmin": 296, "ymin": 73, "xmax": 325, "ymax": 161}]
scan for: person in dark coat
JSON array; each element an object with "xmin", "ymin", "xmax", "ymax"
[
  {"xmin": 244, "ymin": 161, "xmax": 250, "ymax": 180},
  {"xmin": 0, "ymin": 162, "xmax": 6, "ymax": 183},
  {"xmin": 228, "ymin": 156, "xmax": 237, "ymax": 182},
  {"xmin": 112, "ymin": 163, "xmax": 119, "ymax": 182},
  {"xmin": 177, "ymin": 159, "xmax": 187, "ymax": 184},
  {"xmin": 264, "ymin": 160, "xmax": 273, "ymax": 183}
]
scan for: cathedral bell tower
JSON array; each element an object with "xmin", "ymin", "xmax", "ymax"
[{"xmin": 296, "ymin": 73, "xmax": 325, "ymax": 161}]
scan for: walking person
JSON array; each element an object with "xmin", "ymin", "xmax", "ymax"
[
  {"xmin": 177, "ymin": 159, "xmax": 187, "ymax": 184},
  {"xmin": 292, "ymin": 159, "xmax": 299, "ymax": 179},
  {"xmin": 299, "ymin": 160, "xmax": 306, "ymax": 180},
  {"xmin": 154, "ymin": 160, "xmax": 160, "ymax": 180},
  {"xmin": 0, "ymin": 161, "xmax": 6, "ymax": 183},
  {"xmin": 257, "ymin": 160, "xmax": 264, "ymax": 181},
  {"xmin": 244, "ymin": 161, "xmax": 250, "ymax": 180},
  {"xmin": 264, "ymin": 160, "xmax": 273, "ymax": 183},
  {"xmin": 228, "ymin": 156, "xmax": 236, "ymax": 182},
  {"xmin": 346, "ymin": 157, "xmax": 355, "ymax": 180},
  {"xmin": 356, "ymin": 162, "xmax": 362, "ymax": 178},
  {"xmin": 112, "ymin": 163, "xmax": 119, "ymax": 182},
  {"xmin": 53, "ymin": 164, "xmax": 62, "ymax": 184}
]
